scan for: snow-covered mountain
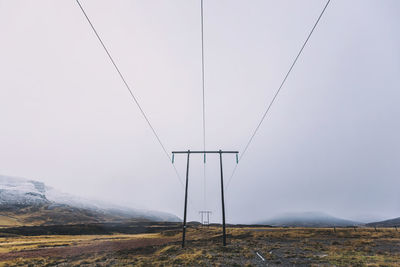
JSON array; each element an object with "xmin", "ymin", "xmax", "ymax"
[
  {"xmin": 0, "ymin": 175, "xmax": 49, "ymax": 206},
  {"xmin": 0, "ymin": 175, "xmax": 180, "ymax": 223}
]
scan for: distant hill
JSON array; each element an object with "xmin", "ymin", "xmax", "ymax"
[
  {"xmin": 257, "ymin": 212, "xmax": 359, "ymax": 227},
  {"xmin": 366, "ymin": 217, "xmax": 400, "ymax": 227},
  {"xmin": 0, "ymin": 175, "xmax": 180, "ymax": 227}
]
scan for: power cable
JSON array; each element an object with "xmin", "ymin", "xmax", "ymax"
[
  {"xmin": 200, "ymin": 0, "xmax": 207, "ymax": 210},
  {"xmin": 226, "ymin": 0, "xmax": 331, "ymax": 190},
  {"xmin": 76, "ymin": 0, "xmax": 184, "ymax": 187}
]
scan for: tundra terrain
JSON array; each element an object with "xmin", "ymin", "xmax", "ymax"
[{"xmin": 1, "ymin": 224, "xmax": 399, "ymax": 266}]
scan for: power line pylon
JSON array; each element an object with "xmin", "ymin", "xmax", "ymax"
[
  {"xmin": 172, "ymin": 150, "xmax": 238, "ymax": 247},
  {"xmin": 199, "ymin": 210, "xmax": 212, "ymax": 226}
]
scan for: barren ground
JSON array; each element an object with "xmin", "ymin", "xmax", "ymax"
[{"xmin": 1, "ymin": 226, "xmax": 400, "ymax": 266}]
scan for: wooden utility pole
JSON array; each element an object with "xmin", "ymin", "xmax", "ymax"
[
  {"xmin": 181, "ymin": 151, "xmax": 190, "ymax": 248},
  {"xmin": 172, "ymin": 150, "xmax": 238, "ymax": 247}
]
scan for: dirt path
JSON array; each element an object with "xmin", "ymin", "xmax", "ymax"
[{"xmin": 0, "ymin": 237, "xmax": 172, "ymax": 261}]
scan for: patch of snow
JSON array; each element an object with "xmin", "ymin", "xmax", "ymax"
[
  {"xmin": 0, "ymin": 174, "xmax": 180, "ymax": 222},
  {"xmin": 0, "ymin": 175, "xmax": 48, "ymax": 205}
]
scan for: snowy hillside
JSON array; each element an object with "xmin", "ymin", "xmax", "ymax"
[
  {"xmin": 0, "ymin": 175, "xmax": 179, "ymax": 222},
  {"xmin": 0, "ymin": 175, "xmax": 49, "ymax": 206}
]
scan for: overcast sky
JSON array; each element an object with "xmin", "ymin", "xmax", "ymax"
[{"xmin": 0, "ymin": 0, "xmax": 399, "ymax": 223}]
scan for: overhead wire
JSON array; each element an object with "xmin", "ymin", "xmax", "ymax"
[
  {"xmin": 225, "ymin": 0, "xmax": 332, "ymax": 190},
  {"xmin": 200, "ymin": 0, "xmax": 207, "ymax": 211},
  {"xmin": 75, "ymin": 0, "xmax": 184, "ymax": 187}
]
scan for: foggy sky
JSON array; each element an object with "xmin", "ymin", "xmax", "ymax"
[{"xmin": 0, "ymin": 0, "xmax": 399, "ymax": 224}]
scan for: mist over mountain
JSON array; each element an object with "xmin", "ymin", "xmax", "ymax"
[
  {"xmin": 258, "ymin": 211, "xmax": 360, "ymax": 227},
  {"xmin": 366, "ymin": 217, "xmax": 400, "ymax": 228},
  {"xmin": 0, "ymin": 175, "xmax": 180, "ymax": 225}
]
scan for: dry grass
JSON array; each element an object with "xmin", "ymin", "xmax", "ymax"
[
  {"xmin": 0, "ymin": 227, "xmax": 400, "ymax": 266},
  {"xmin": 0, "ymin": 216, "xmax": 22, "ymax": 228},
  {"xmin": 0, "ymin": 233, "xmax": 161, "ymax": 253}
]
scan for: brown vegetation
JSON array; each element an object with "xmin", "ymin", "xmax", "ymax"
[{"xmin": 0, "ymin": 226, "xmax": 399, "ymax": 266}]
